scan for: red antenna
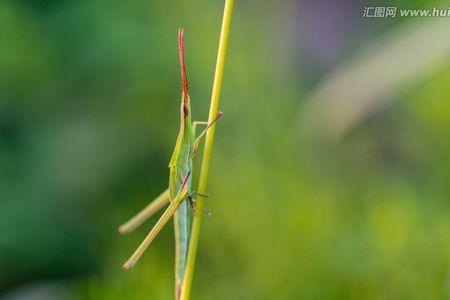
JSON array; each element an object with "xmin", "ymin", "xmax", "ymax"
[{"xmin": 178, "ymin": 28, "xmax": 189, "ymax": 99}]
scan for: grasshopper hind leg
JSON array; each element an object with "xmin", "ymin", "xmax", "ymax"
[
  {"xmin": 122, "ymin": 172, "xmax": 191, "ymax": 269},
  {"xmin": 118, "ymin": 188, "xmax": 170, "ymax": 234}
]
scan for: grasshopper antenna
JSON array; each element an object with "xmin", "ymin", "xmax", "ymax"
[{"xmin": 178, "ymin": 28, "xmax": 189, "ymax": 100}]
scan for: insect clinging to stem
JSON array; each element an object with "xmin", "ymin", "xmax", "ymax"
[{"xmin": 118, "ymin": 28, "xmax": 222, "ymax": 299}]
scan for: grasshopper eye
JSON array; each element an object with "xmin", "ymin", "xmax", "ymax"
[{"xmin": 183, "ymin": 102, "xmax": 188, "ymax": 117}]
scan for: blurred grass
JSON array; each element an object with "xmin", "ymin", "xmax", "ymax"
[{"xmin": 1, "ymin": 0, "xmax": 450, "ymax": 299}]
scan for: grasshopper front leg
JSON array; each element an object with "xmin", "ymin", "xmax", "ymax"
[
  {"xmin": 192, "ymin": 121, "xmax": 209, "ymax": 129},
  {"xmin": 118, "ymin": 188, "xmax": 170, "ymax": 234},
  {"xmin": 192, "ymin": 111, "xmax": 223, "ymax": 156}
]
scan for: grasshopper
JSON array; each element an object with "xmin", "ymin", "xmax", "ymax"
[{"xmin": 118, "ymin": 28, "xmax": 222, "ymax": 299}]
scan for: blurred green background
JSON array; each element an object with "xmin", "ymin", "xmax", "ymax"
[{"xmin": 1, "ymin": 0, "xmax": 450, "ymax": 299}]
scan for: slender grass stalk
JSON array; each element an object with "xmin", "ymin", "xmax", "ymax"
[{"xmin": 179, "ymin": 1, "xmax": 234, "ymax": 299}]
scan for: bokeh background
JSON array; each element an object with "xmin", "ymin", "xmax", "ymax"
[{"xmin": 1, "ymin": 0, "xmax": 450, "ymax": 299}]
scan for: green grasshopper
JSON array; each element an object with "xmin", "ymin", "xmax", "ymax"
[{"xmin": 118, "ymin": 28, "xmax": 222, "ymax": 299}]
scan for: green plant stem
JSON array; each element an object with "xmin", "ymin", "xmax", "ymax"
[{"xmin": 179, "ymin": 0, "xmax": 234, "ymax": 299}]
